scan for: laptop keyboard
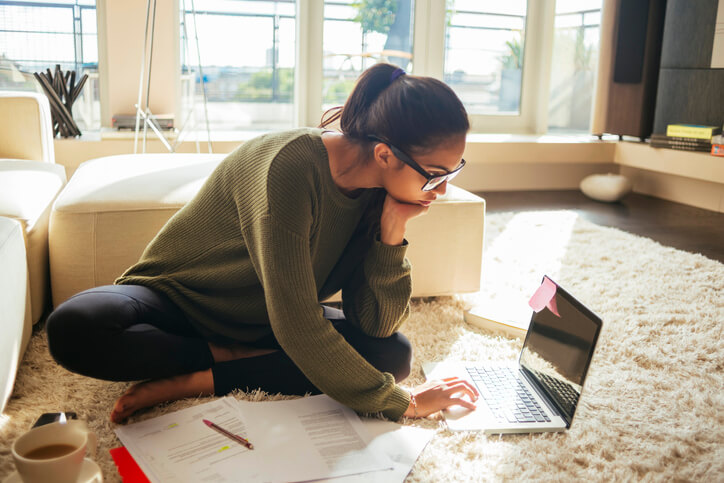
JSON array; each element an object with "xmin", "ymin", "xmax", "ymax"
[
  {"xmin": 537, "ymin": 371, "xmax": 579, "ymax": 415},
  {"xmin": 466, "ymin": 366, "xmax": 551, "ymax": 424}
]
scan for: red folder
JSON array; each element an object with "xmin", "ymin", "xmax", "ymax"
[{"xmin": 109, "ymin": 447, "xmax": 151, "ymax": 483}]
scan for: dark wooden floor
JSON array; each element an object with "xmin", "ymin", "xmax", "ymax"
[{"xmin": 474, "ymin": 190, "xmax": 724, "ymax": 264}]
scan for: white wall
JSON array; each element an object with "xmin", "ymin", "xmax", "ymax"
[{"xmin": 98, "ymin": 0, "xmax": 179, "ymax": 127}]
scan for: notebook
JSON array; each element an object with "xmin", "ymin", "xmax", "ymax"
[{"xmin": 423, "ymin": 276, "xmax": 602, "ymax": 434}]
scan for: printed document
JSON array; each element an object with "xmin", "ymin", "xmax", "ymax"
[
  {"xmin": 115, "ymin": 396, "xmax": 392, "ymax": 483},
  {"xmin": 315, "ymin": 419, "xmax": 433, "ymax": 482}
]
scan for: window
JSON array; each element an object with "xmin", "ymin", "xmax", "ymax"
[
  {"xmin": 180, "ymin": 0, "xmax": 296, "ymax": 132},
  {"xmin": 0, "ymin": 0, "xmax": 603, "ymax": 138},
  {"xmin": 444, "ymin": 0, "xmax": 528, "ymax": 116},
  {"xmin": 547, "ymin": 0, "xmax": 602, "ymax": 133},
  {"xmin": 0, "ymin": 0, "xmax": 100, "ymax": 130},
  {"xmin": 322, "ymin": 0, "xmax": 414, "ymax": 109},
  {"xmin": 440, "ymin": 0, "xmax": 552, "ymax": 133},
  {"xmin": 177, "ymin": 0, "xmax": 601, "ymax": 136}
]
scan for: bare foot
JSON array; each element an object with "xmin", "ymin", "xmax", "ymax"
[
  {"xmin": 111, "ymin": 369, "xmax": 214, "ymax": 424},
  {"xmin": 208, "ymin": 341, "xmax": 277, "ymax": 363}
]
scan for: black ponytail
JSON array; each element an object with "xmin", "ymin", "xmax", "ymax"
[
  {"xmin": 320, "ymin": 63, "xmax": 399, "ymax": 135},
  {"xmin": 320, "ymin": 63, "xmax": 469, "ymax": 155}
]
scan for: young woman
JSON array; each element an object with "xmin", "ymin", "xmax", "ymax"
[{"xmin": 46, "ymin": 63, "xmax": 479, "ymax": 423}]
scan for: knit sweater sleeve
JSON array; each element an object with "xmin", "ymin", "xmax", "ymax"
[
  {"xmin": 243, "ymin": 214, "xmax": 410, "ymax": 419},
  {"xmin": 339, "ymin": 236, "xmax": 412, "ymax": 338}
]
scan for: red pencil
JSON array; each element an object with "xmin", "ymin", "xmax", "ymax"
[{"xmin": 202, "ymin": 419, "xmax": 254, "ymax": 450}]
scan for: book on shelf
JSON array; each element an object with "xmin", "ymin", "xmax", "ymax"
[
  {"xmin": 666, "ymin": 124, "xmax": 721, "ymax": 140},
  {"xmin": 712, "ymin": 144, "xmax": 724, "ymax": 157},
  {"xmin": 650, "ymin": 141, "xmax": 712, "ymax": 152},
  {"xmin": 650, "ymin": 133, "xmax": 713, "ymax": 146}
]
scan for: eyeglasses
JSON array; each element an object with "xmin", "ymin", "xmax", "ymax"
[{"xmin": 367, "ymin": 135, "xmax": 466, "ymax": 191}]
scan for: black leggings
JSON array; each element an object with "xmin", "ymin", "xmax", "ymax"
[{"xmin": 45, "ymin": 285, "xmax": 412, "ymax": 396}]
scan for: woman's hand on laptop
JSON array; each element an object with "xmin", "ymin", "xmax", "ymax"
[{"xmin": 404, "ymin": 377, "xmax": 479, "ymax": 418}]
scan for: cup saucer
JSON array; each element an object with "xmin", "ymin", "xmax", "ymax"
[{"xmin": 3, "ymin": 458, "xmax": 103, "ymax": 483}]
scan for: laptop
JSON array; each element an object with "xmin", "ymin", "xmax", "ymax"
[{"xmin": 422, "ymin": 276, "xmax": 602, "ymax": 434}]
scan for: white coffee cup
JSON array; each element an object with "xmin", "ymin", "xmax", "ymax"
[{"xmin": 11, "ymin": 420, "xmax": 97, "ymax": 483}]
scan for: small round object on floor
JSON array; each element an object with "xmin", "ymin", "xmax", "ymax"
[{"xmin": 580, "ymin": 173, "xmax": 632, "ymax": 202}]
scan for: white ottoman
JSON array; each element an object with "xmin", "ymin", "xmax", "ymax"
[
  {"xmin": 49, "ymin": 154, "xmax": 485, "ymax": 307},
  {"xmin": 0, "ymin": 216, "xmax": 32, "ymax": 412}
]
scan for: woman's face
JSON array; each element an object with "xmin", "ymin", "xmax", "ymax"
[{"xmin": 380, "ymin": 135, "xmax": 467, "ymax": 206}]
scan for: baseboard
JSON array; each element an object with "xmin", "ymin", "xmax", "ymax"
[
  {"xmin": 619, "ymin": 166, "xmax": 724, "ymax": 213},
  {"xmin": 454, "ymin": 162, "xmax": 615, "ymax": 192}
]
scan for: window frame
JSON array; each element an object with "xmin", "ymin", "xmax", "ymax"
[
  {"xmin": 297, "ymin": 0, "xmax": 558, "ymax": 134},
  {"xmin": 418, "ymin": 0, "xmax": 556, "ymax": 134},
  {"xmin": 91, "ymin": 0, "xmax": 577, "ymax": 135}
]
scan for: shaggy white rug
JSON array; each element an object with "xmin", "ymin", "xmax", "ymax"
[{"xmin": 1, "ymin": 211, "xmax": 722, "ymax": 482}]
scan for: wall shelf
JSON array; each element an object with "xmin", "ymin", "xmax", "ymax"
[{"xmin": 614, "ymin": 141, "xmax": 724, "ymax": 184}]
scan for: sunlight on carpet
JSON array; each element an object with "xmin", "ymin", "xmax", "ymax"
[
  {"xmin": 484, "ymin": 210, "xmax": 578, "ymax": 280},
  {"xmin": 1, "ymin": 211, "xmax": 722, "ymax": 482},
  {"xmin": 464, "ymin": 211, "xmax": 579, "ymax": 322},
  {"xmin": 0, "ymin": 414, "xmax": 10, "ymax": 433}
]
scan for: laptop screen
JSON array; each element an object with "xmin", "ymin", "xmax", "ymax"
[{"xmin": 519, "ymin": 277, "xmax": 602, "ymax": 424}]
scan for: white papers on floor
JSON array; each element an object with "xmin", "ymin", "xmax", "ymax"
[
  {"xmin": 313, "ymin": 418, "xmax": 433, "ymax": 483},
  {"xmin": 116, "ymin": 398, "xmax": 255, "ymax": 482},
  {"xmin": 115, "ymin": 395, "xmax": 433, "ymax": 483}
]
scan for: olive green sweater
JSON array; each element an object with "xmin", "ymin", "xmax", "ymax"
[{"xmin": 115, "ymin": 128, "xmax": 412, "ymax": 419}]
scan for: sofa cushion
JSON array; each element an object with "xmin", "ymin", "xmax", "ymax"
[
  {"xmin": 0, "ymin": 160, "xmax": 66, "ymax": 228},
  {"xmin": 52, "ymin": 154, "xmax": 225, "ymax": 213},
  {"xmin": 50, "ymin": 154, "xmax": 226, "ymax": 308},
  {"xmin": 0, "ymin": 216, "xmax": 31, "ymax": 413},
  {"xmin": 0, "ymin": 92, "xmax": 55, "ymax": 163},
  {"xmin": 0, "ymin": 160, "xmax": 66, "ymax": 323}
]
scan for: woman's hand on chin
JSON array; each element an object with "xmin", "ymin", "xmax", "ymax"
[{"xmin": 379, "ymin": 194, "xmax": 429, "ymax": 246}]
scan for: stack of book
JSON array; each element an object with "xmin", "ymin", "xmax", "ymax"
[{"xmin": 649, "ymin": 124, "xmax": 722, "ymax": 153}]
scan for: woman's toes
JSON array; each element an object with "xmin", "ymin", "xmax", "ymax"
[
  {"xmin": 110, "ymin": 386, "xmax": 141, "ymax": 423},
  {"xmin": 111, "ymin": 397, "xmax": 131, "ymax": 423},
  {"xmin": 109, "ymin": 371, "xmax": 214, "ymax": 424}
]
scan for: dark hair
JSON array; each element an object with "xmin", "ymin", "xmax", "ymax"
[
  {"xmin": 320, "ymin": 63, "xmax": 469, "ymax": 239},
  {"xmin": 320, "ymin": 63, "xmax": 469, "ymax": 155}
]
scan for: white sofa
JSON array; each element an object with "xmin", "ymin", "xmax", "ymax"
[
  {"xmin": 49, "ymin": 153, "xmax": 486, "ymax": 308},
  {"xmin": 0, "ymin": 217, "xmax": 31, "ymax": 412},
  {"xmin": 0, "ymin": 161, "xmax": 66, "ymax": 321},
  {"xmin": 0, "ymin": 92, "xmax": 67, "ymax": 412}
]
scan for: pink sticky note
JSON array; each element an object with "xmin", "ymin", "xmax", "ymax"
[{"xmin": 528, "ymin": 277, "xmax": 560, "ymax": 317}]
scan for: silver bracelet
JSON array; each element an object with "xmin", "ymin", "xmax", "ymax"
[{"xmin": 409, "ymin": 392, "xmax": 419, "ymax": 418}]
